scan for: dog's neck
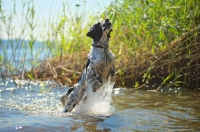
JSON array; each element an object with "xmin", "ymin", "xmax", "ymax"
[{"xmin": 92, "ymin": 35, "xmax": 109, "ymax": 48}]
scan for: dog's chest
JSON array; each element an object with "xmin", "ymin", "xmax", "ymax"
[{"xmin": 88, "ymin": 47, "xmax": 114, "ymax": 67}]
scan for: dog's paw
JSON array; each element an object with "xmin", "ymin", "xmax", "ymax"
[
  {"xmin": 62, "ymin": 106, "xmax": 70, "ymax": 113},
  {"xmin": 60, "ymin": 87, "xmax": 74, "ymax": 107},
  {"xmin": 62, "ymin": 102, "xmax": 77, "ymax": 113},
  {"xmin": 60, "ymin": 95, "xmax": 67, "ymax": 107}
]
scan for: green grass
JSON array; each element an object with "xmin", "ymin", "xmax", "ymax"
[
  {"xmin": 105, "ymin": 0, "xmax": 200, "ymax": 88},
  {"xmin": 107, "ymin": 0, "xmax": 199, "ymax": 53}
]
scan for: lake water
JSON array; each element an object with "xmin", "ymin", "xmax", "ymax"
[
  {"xmin": 0, "ymin": 39, "xmax": 52, "ymax": 71},
  {"xmin": 0, "ymin": 78, "xmax": 200, "ymax": 131}
]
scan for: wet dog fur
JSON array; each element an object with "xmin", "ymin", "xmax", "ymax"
[{"xmin": 60, "ymin": 19, "xmax": 116, "ymax": 112}]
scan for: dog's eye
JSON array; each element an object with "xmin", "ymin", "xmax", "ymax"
[{"xmin": 103, "ymin": 23, "xmax": 106, "ymax": 27}]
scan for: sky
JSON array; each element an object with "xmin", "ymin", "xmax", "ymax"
[{"xmin": 0, "ymin": 0, "xmax": 113, "ymax": 40}]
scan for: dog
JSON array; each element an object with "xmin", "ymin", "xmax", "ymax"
[{"xmin": 60, "ymin": 19, "xmax": 116, "ymax": 112}]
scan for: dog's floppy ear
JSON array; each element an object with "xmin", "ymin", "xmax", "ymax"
[
  {"xmin": 86, "ymin": 22, "xmax": 102, "ymax": 41},
  {"xmin": 86, "ymin": 26, "xmax": 96, "ymax": 39},
  {"xmin": 96, "ymin": 22, "xmax": 101, "ymax": 25}
]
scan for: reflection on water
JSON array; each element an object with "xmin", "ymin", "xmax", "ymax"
[{"xmin": 0, "ymin": 78, "xmax": 200, "ymax": 131}]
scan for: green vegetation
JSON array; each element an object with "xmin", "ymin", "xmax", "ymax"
[
  {"xmin": 103, "ymin": 0, "xmax": 200, "ymax": 89},
  {"xmin": 1, "ymin": 0, "xmax": 200, "ymax": 89}
]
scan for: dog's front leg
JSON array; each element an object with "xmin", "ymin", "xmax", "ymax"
[
  {"xmin": 87, "ymin": 67, "xmax": 103, "ymax": 92},
  {"xmin": 62, "ymin": 84, "xmax": 85, "ymax": 112},
  {"xmin": 62, "ymin": 71, "xmax": 87, "ymax": 112}
]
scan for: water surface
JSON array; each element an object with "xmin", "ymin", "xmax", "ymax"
[{"xmin": 0, "ymin": 78, "xmax": 200, "ymax": 131}]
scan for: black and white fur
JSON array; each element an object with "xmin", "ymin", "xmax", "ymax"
[{"xmin": 60, "ymin": 19, "xmax": 115, "ymax": 112}]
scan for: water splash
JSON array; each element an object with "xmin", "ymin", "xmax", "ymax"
[
  {"xmin": 0, "ymin": 78, "xmax": 115, "ymax": 116},
  {"xmin": 73, "ymin": 80, "xmax": 115, "ymax": 116},
  {"xmin": 0, "ymin": 78, "xmax": 64, "ymax": 115}
]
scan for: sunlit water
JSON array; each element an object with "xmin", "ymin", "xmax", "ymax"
[
  {"xmin": 0, "ymin": 78, "xmax": 200, "ymax": 131},
  {"xmin": 73, "ymin": 81, "xmax": 114, "ymax": 116},
  {"xmin": 0, "ymin": 40, "xmax": 52, "ymax": 71}
]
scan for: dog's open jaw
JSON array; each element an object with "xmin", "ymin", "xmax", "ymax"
[{"xmin": 100, "ymin": 19, "xmax": 112, "ymax": 43}]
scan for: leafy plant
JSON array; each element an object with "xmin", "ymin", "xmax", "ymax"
[
  {"xmin": 157, "ymin": 69, "xmax": 188, "ymax": 90},
  {"xmin": 142, "ymin": 65, "xmax": 154, "ymax": 83}
]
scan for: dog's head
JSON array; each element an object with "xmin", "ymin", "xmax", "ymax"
[{"xmin": 86, "ymin": 19, "xmax": 112, "ymax": 43}]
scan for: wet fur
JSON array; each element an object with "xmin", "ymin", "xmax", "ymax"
[{"xmin": 60, "ymin": 19, "xmax": 115, "ymax": 112}]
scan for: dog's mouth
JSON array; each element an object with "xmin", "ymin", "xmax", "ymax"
[{"xmin": 102, "ymin": 19, "xmax": 112, "ymax": 31}]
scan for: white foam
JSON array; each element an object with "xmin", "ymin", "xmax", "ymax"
[{"xmin": 72, "ymin": 80, "xmax": 115, "ymax": 116}]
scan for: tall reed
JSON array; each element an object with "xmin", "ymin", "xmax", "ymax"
[
  {"xmin": 0, "ymin": 0, "xmax": 92, "ymax": 77},
  {"xmin": 99, "ymin": 0, "xmax": 200, "ymax": 88}
]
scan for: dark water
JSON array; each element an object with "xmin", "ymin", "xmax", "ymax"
[{"xmin": 0, "ymin": 78, "xmax": 200, "ymax": 131}]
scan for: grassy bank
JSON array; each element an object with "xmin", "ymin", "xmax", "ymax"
[{"xmin": 1, "ymin": 0, "xmax": 200, "ymax": 89}]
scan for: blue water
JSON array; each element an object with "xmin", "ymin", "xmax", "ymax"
[
  {"xmin": 0, "ymin": 39, "xmax": 52, "ymax": 71},
  {"xmin": 1, "ymin": 39, "xmax": 200, "ymax": 131},
  {"xmin": 0, "ymin": 78, "xmax": 200, "ymax": 131}
]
